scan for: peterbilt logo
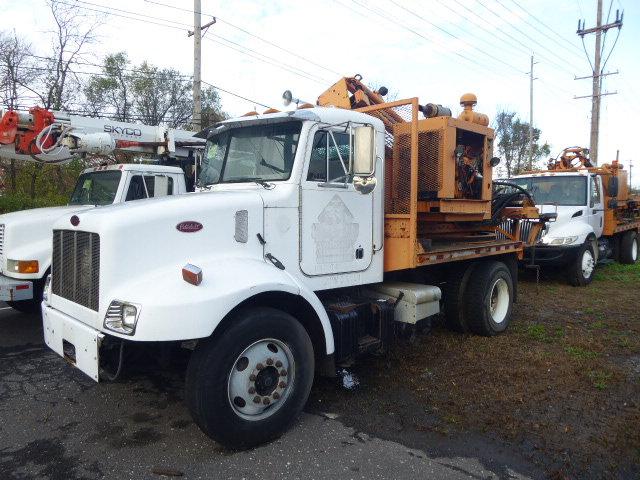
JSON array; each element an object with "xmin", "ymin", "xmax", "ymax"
[
  {"xmin": 176, "ymin": 221, "xmax": 203, "ymax": 233},
  {"xmin": 104, "ymin": 125, "xmax": 142, "ymax": 136}
]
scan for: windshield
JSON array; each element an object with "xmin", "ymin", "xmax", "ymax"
[
  {"xmin": 510, "ymin": 176, "xmax": 587, "ymax": 206},
  {"xmin": 69, "ymin": 170, "xmax": 122, "ymax": 206},
  {"xmin": 198, "ymin": 121, "xmax": 302, "ymax": 187}
]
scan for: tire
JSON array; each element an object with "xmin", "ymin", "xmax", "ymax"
[
  {"xmin": 619, "ymin": 230, "xmax": 639, "ymax": 265},
  {"xmin": 567, "ymin": 241, "xmax": 596, "ymax": 286},
  {"xmin": 465, "ymin": 261, "xmax": 514, "ymax": 336},
  {"xmin": 185, "ymin": 307, "xmax": 314, "ymax": 449},
  {"xmin": 442, "ymin": 263, "xmax": 478, "ymax": 333}
]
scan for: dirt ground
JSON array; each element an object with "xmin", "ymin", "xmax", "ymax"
[{"xmin": 308, "ymin": 261, "xmax": 640, "ymax": 480}]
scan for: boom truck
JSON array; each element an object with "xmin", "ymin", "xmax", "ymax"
[
  {"xmin": 41, "ymin": 76, "xmax": 548, "ymax": 449},
  {"xmin": 509, "ymin": 147, "xmax": 639, "ymax": 285},
  {"xmin": 0, "ymin": 107, "xmax": 205, "ymax": 312}
]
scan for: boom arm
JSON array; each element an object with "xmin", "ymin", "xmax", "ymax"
[{"xmin": 0, "ymin": 106, "xmax": 205, "ymax": 163}]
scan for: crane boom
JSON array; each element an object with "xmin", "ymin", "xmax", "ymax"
[{"xmin": 0, "ymin": 106, "xmax": 205, "ymax": 163}]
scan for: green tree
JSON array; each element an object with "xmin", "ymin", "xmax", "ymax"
[
  {"xmin": 494, "ymin": 109, "xmax": 550, "ymax": 177},
  {"xmin": 84, "ymin": 52, "xmax": 132, "ymax": 121}
]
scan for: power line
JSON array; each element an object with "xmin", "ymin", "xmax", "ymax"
[
  {"xmin": 346, "ymin": 0, "xmax": 515, "ymax": 79},
  {"xmin": 62, "ymin": 0, "xmax": 331, "ymax": 85},
  {"xmin": 143, "ymin": 0, "xmax": 343, "ymax": 78},
  {"xmin": 507, "ymin": 0, "xmax": 583, "ymax": 55},
  {"xmin": 388, "ymin": 0, "xmax": 525, "ymax": 74},
  {"xmin": 474, "ymin": 0, "xmax": 583, "ymax": 74}
]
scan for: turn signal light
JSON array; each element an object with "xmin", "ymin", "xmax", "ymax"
[
  {"xmin": 182, "ymin": 264, "xmax": 202, "ymax": 286},
  {"xmin": 8, "ymin": 259, "xmax": 39, "ymax": 274}
]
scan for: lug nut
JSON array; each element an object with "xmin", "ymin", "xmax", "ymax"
[
  {"xmin": 248, "ymin": 387, "xmax": 256, "ymax": 394},
  {"xmin": 273, "ymin": 392, "xmax": 280, "ymax": 400},
  {"xmin": 275, "ymin": 360, "xmax": 283, "ymax": 368},
  {"xmin": 263, "ymin": 397, "xmax": 270, "ymax": 405},
  {"xmin": 279, "ymin": 381, "xmax": 287, "ymax": 388},
  {"xmin": 249, "ymin": 374, "xmax": 257, "ymax": 381},
  {"xmin": 256, "ymin": 363, "xmax": 265, "ymax": 370},
  {"xmin": 280, "ymin": 369, "xmax": 287, "ymax": 377},
  {"xmin": 253, "ymin": 396, "xmax": 261, "ymax": 404},
  {"xmin": 266, "ymin": 358, "xmax": 274, "ymax": 365}
]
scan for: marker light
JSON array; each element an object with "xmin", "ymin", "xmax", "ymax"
[
  {"xmin": 182, "ymin": 264, "xmax": 203, "ymax": 286},
  {"xmin": 7, "ymin": 259, "xmax": 39, "ymax": 274}
]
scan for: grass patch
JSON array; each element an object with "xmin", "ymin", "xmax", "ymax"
[
  {"xmin": 565, "ymin": 346, "xmax": 599, "ymax": 360},
  {"xmin": 594, "ymin": 261, "xmax": 640, "ymax": 283},
  {"xmin": 526, "ymin": 324, "xmax": 548, "ymax": 342},
  {"xmin": 588, "ymin": 370, "xmax": 613, "ymax": 390}
]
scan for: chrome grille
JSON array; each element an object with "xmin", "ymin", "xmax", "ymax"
[
  {"xmin": 52, "ymin": 230, "xmax": 100, "ymax": 311},
  {"xmin": 497, "ymin": 219, "xmax": 542, "ymax": 244}
]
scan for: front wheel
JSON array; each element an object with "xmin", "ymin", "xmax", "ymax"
[
  {"xmin": 185, "ymin": 307, "xmax": 314, "ymax": 449},
  {"xmin": 465, "ymin": 260, "xmax": 514, "ymax": 336},
  {"xmin": 567, "ymin": 241, "xmax": 596, "ymax": 286}
]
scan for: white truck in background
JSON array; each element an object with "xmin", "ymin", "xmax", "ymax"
[
  {"xmin": 0, "ymin": 164, "xmax": 188, "ymax": 313},
  {"xmin": 0, "ymin": 105, "xmax": 205, "ymax": 312},
  {"xmin": 510, "ymin": 147, "xmax": 639, "ymax": 285}
]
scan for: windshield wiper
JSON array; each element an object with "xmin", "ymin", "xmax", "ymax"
[
  {"xmin": 259, "ymin": 157, "xmax": 286, "ymax": 174},
  {"xmin": 228, "ymin": 177, "xmax": 274, "ymax": 189}
]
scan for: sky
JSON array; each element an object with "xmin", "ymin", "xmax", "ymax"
[{"xmin": 3, "ymin": 0, "xmax": 639, "ymax": 186}]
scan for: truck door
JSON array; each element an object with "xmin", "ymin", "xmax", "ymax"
[
  {"xmin": 300, "ymin": 129, "xmax": 373, "ymax": 276},
  {"xmin": 588, "ymin": 175, "xmax": 604, "ymax": 238}
]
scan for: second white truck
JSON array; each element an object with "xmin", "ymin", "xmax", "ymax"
[{"xmin": 0, "ymin": 164, "xmax": 188, "ymax": 312}]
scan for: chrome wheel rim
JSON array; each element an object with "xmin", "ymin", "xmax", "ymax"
[
  {"xmin": 632, "ymin": 238, "xmax": 638, "ymax": 262},
  {"xmin": 489, "ymin": 278, "xmax": 510, "ymax": 324},
  {"xmin": 581, "ymin": 249, "xmax": 595, "ymax": 278},
  {"xmin": 227, "ymin": 338, "xmax": 294, "ymax": 421}
]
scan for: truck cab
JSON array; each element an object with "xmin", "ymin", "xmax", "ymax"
[
  {"xmin": 510, "ymin": 170, "xmax": 604, "ymax": 285},
  {"xmin": 0, "ymin": 163, "xmax": 187, "ymax": 313}
]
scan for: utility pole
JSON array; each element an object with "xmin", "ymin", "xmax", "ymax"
[
  {"xmin": 576, "ymin": 1, "xmax": 623, "ymax": 165},
  {"xmin": 188, "ymin": 1, "xmax": 215, "ymax": 131},
  {"xmin": 192, "ymin": 0, "xmax": 202, "ymax": 131},
  {"xmin": 527, "ymin": 54, "xmax": 538, "ymax": 170}
]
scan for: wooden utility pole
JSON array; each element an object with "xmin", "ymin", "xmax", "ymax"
[
  {"xmin": 576, "ymin": 0, "xmax": 623, "ymax": 165},
  {"xmin": 527, "ymin": 54, "xmax": 537, "ymax": 170},
  {"xmin": 188, "ymin": 2, "xmax": 215, "ymax": 131},
  {"xmin": 192, "ymin": 0, "xmax": 202, "ymax": 131}
]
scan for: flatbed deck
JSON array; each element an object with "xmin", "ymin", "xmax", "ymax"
[{"xmin": 416, "ymin": 238, "xmax": 523, "ymax": 267}]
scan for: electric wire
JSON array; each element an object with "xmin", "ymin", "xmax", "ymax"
[{"xmin": 143, "ymin": 0, "xmax": 343, "ymax": 77}]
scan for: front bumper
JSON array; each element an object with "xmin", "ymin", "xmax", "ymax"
[
  {"xmin": 0, "ymin": 274, "xmax": 33, "ymax": 301},
  {"xmin": 523, "ymin": 244, "xmax": 581, "ymax": 266},
  {"xmin": 42, "ymin": 303, "xmax": 103, "ymax": 382}
]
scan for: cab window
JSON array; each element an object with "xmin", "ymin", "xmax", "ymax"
[
  {"xmin": 125, "ymin": 175, "xmax": 174, "ymax": 201},
  {"xmin": 590, "ymin": 176, "xmax": 601, "ymax": 207},
  {"xmin": 307, "ymin": 131, "xmax": 351, "ymax": 183}
]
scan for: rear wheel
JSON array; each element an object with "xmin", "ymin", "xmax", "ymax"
[
  {"xmin": 619, "ymin": 230, "xmax": 638, "ymax": 265},
  {"xmin": 185, "ymin": 307, "xmax": 314, "ymax": 449},
  {"xmin": 465, "ymin": 261, "xmax": 514, "ymax": 336},
  {"xmin": 442, "ymin": 263, "xmax": 477, "ymax": 333},
  {"xmin": 567, "ymin": 241, "xmax": 596, "ymax": 286}
]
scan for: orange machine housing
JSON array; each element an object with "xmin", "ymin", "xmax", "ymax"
[{"xmin": 318, "ymin": 76, "xmax": 542, "ymax": 272}]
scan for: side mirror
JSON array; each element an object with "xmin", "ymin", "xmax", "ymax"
[
  {"xmin": 489, "ymin": 157, "xmax": 501, "ymax": 167},
  {"xmin": 353, "ymin": 126, "xmax": 375, "ymax": 177}
]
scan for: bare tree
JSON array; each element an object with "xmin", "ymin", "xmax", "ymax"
[{"xmin": 33, "ymin": 0, "xmax": 100, "ymax": 110}]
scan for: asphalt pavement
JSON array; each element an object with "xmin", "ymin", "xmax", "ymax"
[{"xmin": 0, "ymin": 303, "xmax": 541, "ymax": 480}]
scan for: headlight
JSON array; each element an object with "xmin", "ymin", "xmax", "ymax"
[
  {"xmin": 42, "ymin": 274, "xmax": 52, "ymax": 303},
  {"xmin": 7, "ymin": 259, "xmax": 39, "ymax": 274},
  {"xmin": 549, "ymin": 236, "xmax": 579, "ymax": 245},
  {"xmin": 104, "ymin": 300, "xmax": 140, "ymax": 335}
]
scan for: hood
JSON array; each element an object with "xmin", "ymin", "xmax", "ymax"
[
  {"xmin": 0, "ymin": 204, "xmax": 94, "ymax": 279},
  {"xmin": 50, "ymin": 190, "xmax": 266, "ymax": 322},
  {"xmin": 536, "ymin": 204, "xmax": 589, "ymax": 244}
]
